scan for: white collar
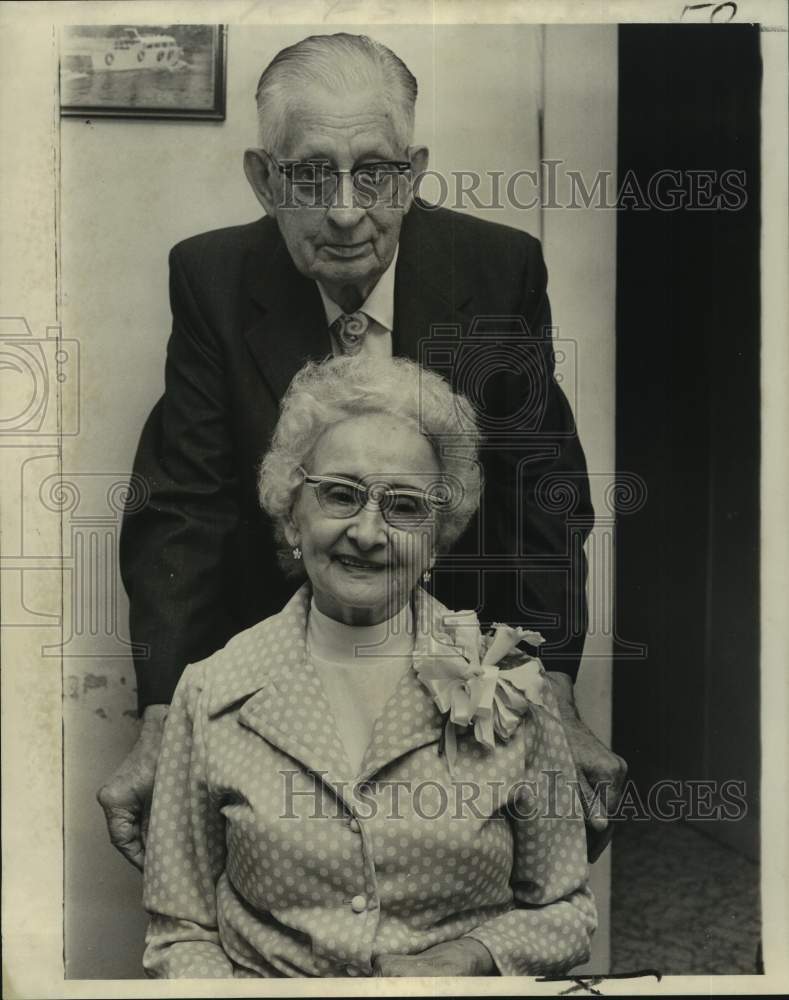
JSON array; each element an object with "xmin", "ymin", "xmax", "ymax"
[
  {"xmin": 317, "ymin": 244, "xmax": 399, "ymax": 332},
  {"xmin": 307, "ymin": 596, "xmax": 413, "ymax": 665}
]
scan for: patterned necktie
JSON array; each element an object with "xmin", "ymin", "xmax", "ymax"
[{"xmin": 330, "ymin": 311, "xmax": 369, "ymax": 356}]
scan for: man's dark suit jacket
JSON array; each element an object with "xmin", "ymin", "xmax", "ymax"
[{"xmin": 121, "ymin": 202, "xmax": 593, "ymax": 713}]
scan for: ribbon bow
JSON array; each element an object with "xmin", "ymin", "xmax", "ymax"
[{"xmin": 413, "ymin": 610, "xmax": 548, "ymax": 774}]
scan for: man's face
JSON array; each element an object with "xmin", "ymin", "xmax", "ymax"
[{"xmin": 246, "ymin": 88, "xmax": 427, "ymax": 306}]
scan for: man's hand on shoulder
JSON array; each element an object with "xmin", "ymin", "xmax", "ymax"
[
  {"xmin": 97, "ymin": 704, "xmax": 169, "ymax": 871},
  {"xmin": 547, "ymin": 672, "xmax": 628, "ymax": 862}
]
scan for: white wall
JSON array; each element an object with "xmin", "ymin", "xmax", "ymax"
[
  {"xmin": 542, "ymin": 25, "xmax": 619, "ymax": 972},
  {"xmin": 53, "ymin": 22, "xmax": 615, "ymax": 979},
  {"xmin": 1, "ymin": 19, "xmax": 64, "ymax": 993}
]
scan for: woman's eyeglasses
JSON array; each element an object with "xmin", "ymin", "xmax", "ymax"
[{"xmin": 298, "ymin": 468, "xmax": 448, "ymax": 531}]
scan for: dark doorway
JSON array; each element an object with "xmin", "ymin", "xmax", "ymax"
[{"xmin": 611, "ymin": 23, "xmax": 761, "ymax": 973}]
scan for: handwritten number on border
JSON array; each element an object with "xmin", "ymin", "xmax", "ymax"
[{"xmin": 681, "ymin": 2, "xmax": 738, "ymax": 21}]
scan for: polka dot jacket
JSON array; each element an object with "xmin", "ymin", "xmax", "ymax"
[{"xmin": 142, "ymin": 584, "xmax": 596, "ymax": 978}]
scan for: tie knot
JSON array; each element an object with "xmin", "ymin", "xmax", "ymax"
[{"xmin": 331, "ymin": 311, "xmax": 369, "ymax": 356}]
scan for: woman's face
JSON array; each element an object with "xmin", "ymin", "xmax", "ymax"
[{"xmin": 287, "ymin": 413, "xmax": 441, "ymax": 626}]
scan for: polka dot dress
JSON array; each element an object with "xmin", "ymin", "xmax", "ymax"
[{"xmin": 142, "ymin": 584, "xmax": 596, "ymax": 978}]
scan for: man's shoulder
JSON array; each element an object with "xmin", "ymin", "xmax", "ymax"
[
  {"xmin": 169, "ymin": 216, "xmax": 278, "ymax": 269},
  {"xmin": 401, "ymin": 203, "xmax": 546, "ymax": 303},
  {"xmin": 409, "ymin": 202, "xmax": 542, "ymax": 254},
  {"xmin": 403, "ymin": 203, "xmax": 545, "ymax": 289}
]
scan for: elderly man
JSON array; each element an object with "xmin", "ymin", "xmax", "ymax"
[{"xmin": 99, "ymin": 32, "xmax": 625, "ymax": 870}]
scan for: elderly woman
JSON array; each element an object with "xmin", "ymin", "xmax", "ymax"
[{"xmin": 142, "ymin": 356, "xmax": 596, "ymax": 979}]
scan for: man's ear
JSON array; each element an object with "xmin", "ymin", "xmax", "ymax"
[
  {"xmin": 408, "ymin": 144, "xmax": 429, "ymax": 178},
  {"xmin": 405, "ymin": 145, "xmax": 429, "ymax": 211},
  {"xmin": 244, "ymin": 148, "xmax": 280, "ymax": 217}
]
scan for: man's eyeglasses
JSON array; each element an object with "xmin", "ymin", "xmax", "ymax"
[
  {"xmin": 272, "ymin": 158, "xmax": 413, "ymax": 207},
  {"xmin": 298, "ymin": 468, "xmax": 448, "ymax": 530}
]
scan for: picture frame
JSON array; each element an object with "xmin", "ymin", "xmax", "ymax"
[{"xmin": 59, "ymin": 24, "xmax": 226, "ymax": 121}]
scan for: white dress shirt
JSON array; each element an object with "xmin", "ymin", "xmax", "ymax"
[{"xmin": 317, "ymin": 246, "xmax": 399, "ymax": 358}]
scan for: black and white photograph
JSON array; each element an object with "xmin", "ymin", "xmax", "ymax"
[
  {"xmin": 60, "ymin": 24, "xmax": 226, "ymax": 119},
  {"xmin": 1, "ymin": 0, "xmax": 787, "ymax": 995}
]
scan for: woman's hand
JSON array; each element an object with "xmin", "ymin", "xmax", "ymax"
[{"xmin": 373, "ymin": 938, "xmax": 495, "ymax": 977}]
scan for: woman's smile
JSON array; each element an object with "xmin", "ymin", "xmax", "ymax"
[{"xmin": 333, "ymin": 553, "xmax": 388, "ymax": 572}]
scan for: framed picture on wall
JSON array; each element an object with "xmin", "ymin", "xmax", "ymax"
[{"xmin": 59, "ymin": 24, "xmax": 226, "ymax": 120}]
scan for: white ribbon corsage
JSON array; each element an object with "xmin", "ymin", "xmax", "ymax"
[{"xmin": 413, "ymin": 609, "xmax": 548, "ymax": 773}]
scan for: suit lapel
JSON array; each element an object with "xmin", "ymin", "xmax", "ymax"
[
  {"xmin": 393, "ymin": 202, "xmax": 475, "ymax": 364},
  {"xmin": 242, "ymin": 233, "xmax": 331, "ymax": 403},
  {"xmin": 241, "ymin": 204, "xmax": 475, "ymax": 402}
]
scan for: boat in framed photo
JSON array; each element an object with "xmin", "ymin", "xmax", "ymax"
[
  {"xmin": 83, "ymin": 28, "xmax": 186, "ymax": 73},
  {"xmin": 60, "ymin": 24, "xmax": 226, "ymax": 120}
]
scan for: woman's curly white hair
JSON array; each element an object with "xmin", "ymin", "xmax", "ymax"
[{"xmin": 259, "ymin": 355, "xmax": 482, "ymax": 570}]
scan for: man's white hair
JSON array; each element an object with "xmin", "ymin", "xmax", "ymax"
[{"xmin": 255, "ymin": 33, "xmax": 418, "ymax": 154}]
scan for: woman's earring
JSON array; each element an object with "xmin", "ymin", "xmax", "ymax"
[
  {"xmin": 292, "ymin": 545, "xmax": 302, "ymax": 561},
  {"xmin": 422, "ymin": 568, "xmax": 431, "ymax": 583}
]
